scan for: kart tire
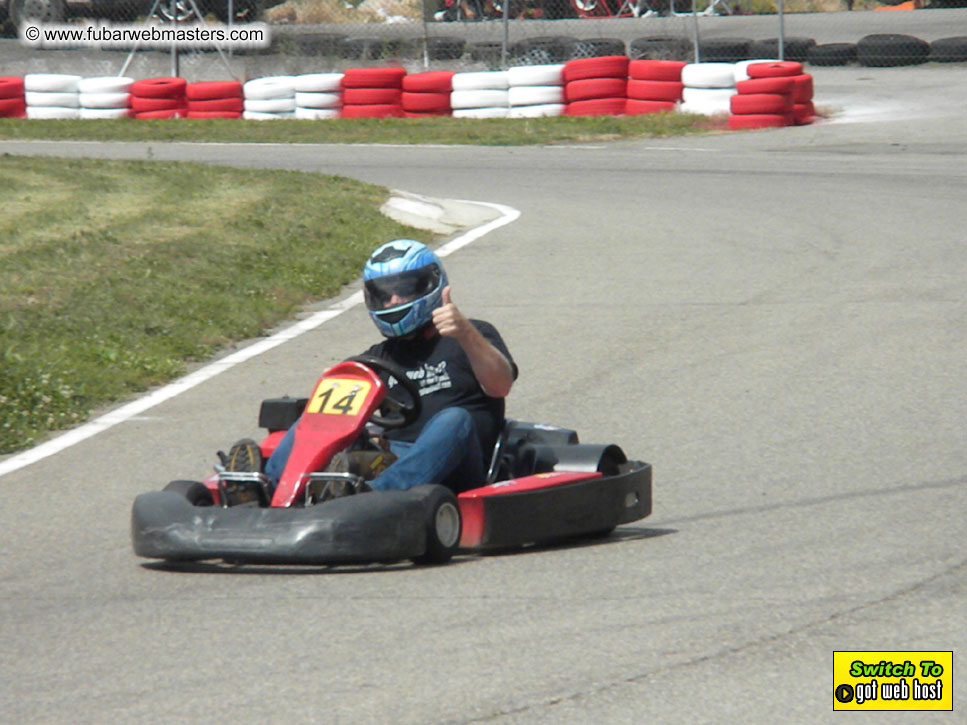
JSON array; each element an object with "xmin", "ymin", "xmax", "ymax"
[
  {"xmin": 24, "ymin": 73, "xmax": 81, "ymax": 93},
  {"xmin": 748, "ymin": 37, "xmax": 816, "ymax": 63},
  {"xmin": 342, "ymin": 88, "xmax": 402, "ymax": 106},
  {"xmin": 697, "ymin": 37, "xmax": 752, "ymax": 63},
  {"xmin": 164, "ymin": 480, "xmax": 214, "ymax": 506},
  {"xmin": 340, "ymin": 104, "xmax": 404, "ymax": 119},
  {"xmin": 0, "ymin": 98, "xmax": 26, "ymax": 117},
  {"xmin": 856, "ymin": 33, "xmax": 929, "ymax": 68},
  {"xmin": 627, "ymin": 79, "xmax": 683, "ymax": 103},
  {"xmin": 130, "ymin": 77, "xmax": 187, "ymax": 99},
  {"xmin": 340, "ymin": 67, "xmax": 406, "ymax": 89},
  {"xmin": 807, "ymin": 42, "xmax": 857, "ymax": 67},
  {"xmin": 564, "ymin": 97, "xmax": 626, "ymax": 116},
  {"xmin": 562, "ymin": 56, "xmax": 629, "ymax": 82},
  {"xmin": 294, "ymin": 73, "xmax": 344, "ymax": 93},
  {"xmin": 0, "ymin": 77, "xmax": 25, "ymax": 99},
  {"xmin": 628, "ymin": 35, "xmax": 693, "ymax": 62},
  {"xmin": 243, "ymin": 76, "xmax": 296, "ymax": 100},
  {"xmin": 730, "ymin": 92, "xmax": 793, "ymax": 115},
  {"xmin": 411, "ymin": 485, "xmax": 461, "ymax": 565},
  {"xmin": 77, "ymin": 76, "xmax": 134, "ymax": 94},
  {"xmin": 508, "ymin": 85, "xmax": 564, "ymax": 106},
  {"xmin": 628, "ymin": 59, "xmax": 686, "ymax": 82},
  {"xmin": 564, "ymin": 77, "xmax": 627, "ymax": 103},
  {"xmin": 681, "ymin": 62, "xmax": 736, "ymax": 89},
  {"xmin": 735, "ymin": 76, "xmax": 795, "ymax": 96},
  {"xmin": 570, "ymin": 37, "xmax": 626, "ymax": 60},
  {"xmin": 187, "ymin": 97, "xmax": 245, "ymax": 113},
  {"xmin": 294, "ymin": 92, "xmax": 342, "ymax": 110},
  {"xmin": 746, "ymin": 61, "xmax": 803, "ymax": 78},
  {"xmin": 403, "ymin": 71, "xmax": 456, "ymax": 93},
  {"xmin": 401, "ymin": 91, "xmax": 451, "ymax": 113},
  {"xmin": 507, "ymin": 64, "xmax": 564, "ymax": 87},
  {"xmin": 451, "ymin": 71, "xmax": 509, "ymax": 91},
  {"xmin": 929, "ymin": 37, "xmax": 967, "ymax": 64},
  {"xmin": 185, "ymin": 80, "xmax": 243, "ymax": 101},
  {"xmin": 25, "ymin": 91, "xmax": 80, "ymax": 108}
]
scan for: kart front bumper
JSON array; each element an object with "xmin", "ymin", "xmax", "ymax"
[{"xmin": 131, "ymin": 489, "xmax": 429, "ymax": 565}]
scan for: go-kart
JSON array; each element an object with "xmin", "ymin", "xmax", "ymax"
[{"xmin": 131, "ymin": 356, "xmax": 652, "ymax": 567}]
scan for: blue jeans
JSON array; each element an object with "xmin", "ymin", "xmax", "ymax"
[{"xmin": 264, "ymin": 407, "xmax": 485, "ymax": 494}]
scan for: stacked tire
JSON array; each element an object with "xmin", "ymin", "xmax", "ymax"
[
  {"xmin": 563, "ymin": 55, "xmax": 628, "ymax": 117},
  {"xmin": 857, "ymin": 34, "xmax": 930, "ymax": 67},
  {"xmin": 507, "ymin": 64, "xmax": 565, "ymax": 119},
  {"xmin": 626, "ymin": 59, "xmax": 685, "ymax": 115},
  {"xmin": 401, "ymin": 71, "xmax": 455, "ymax": 119},
  {"xmin": 807, "ymin": 43, "xmax": 857, "ymax": 67},
  {"xmin": 450, "ymin": 71, "xmax": 509, "ymax": 119},
  {"xmin": 186, "ymin": 80, "xmax": 243, "ymax": 119},
  {"xmin": 78, "ymin": 77, "xmax": 133, "ymax": 119},
  {"xmin": 340, "ymin": 67, "xmax": 406, "ymax": 119},
  {"xmin": 679, "ymin": 63, "xmax": 734, "ymax": 117},
  {"xmin": 24, "ymin": 74, "xmax": 81, "ymax": 119},
  {"xmin": 0, "ymin": 76, "xmax": 25, "ymax": 118},
  {"xmin": 728, "ymin": 61, "xmax": 811, "ymax": 130},
  {"xmin": 294, "ymin": 73, "xmax": 343, "ymax": 120},
  {"xmin": 243, "ymin": 76, "xmax": 295, "ymax": 120},
  {"xmin": 130, "ymin": 77, "xmax": 186, "ymax": 119},
  {"xmin": 732, "ymin": 58, "xmax": 779, "ymax": 83}
]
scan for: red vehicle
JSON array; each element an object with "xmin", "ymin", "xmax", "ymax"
[{"xmin": 131, "ymin": 356, "xmax": 652, "ymax": 567}]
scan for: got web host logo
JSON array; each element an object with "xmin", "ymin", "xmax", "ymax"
[{"xmin": 833, "ymin": 651, "xmax": 952, "ymax": 711}]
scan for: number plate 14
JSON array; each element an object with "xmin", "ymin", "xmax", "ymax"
[{"xmin": 306, "ymin": 378, "xmax": 372, "ymax": 416}]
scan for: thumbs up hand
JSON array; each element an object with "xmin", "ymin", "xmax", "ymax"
[{"xmin": 432, "ymin": 285, "xmax": 470, "ymax": 340}]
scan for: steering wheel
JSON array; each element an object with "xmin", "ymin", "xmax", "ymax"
[{"xmin": 346, "ymin": 355, "xmax": 422, "ymax": 429}]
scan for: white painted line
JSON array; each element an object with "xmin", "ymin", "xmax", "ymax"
[{"xmin": 0, "ymin": 200, "xmax": 521, "ymax": 479}]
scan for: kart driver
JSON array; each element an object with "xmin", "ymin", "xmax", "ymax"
[{"xmin": 231, "ymin": 239, "xmax": 517, "ymax": 496}]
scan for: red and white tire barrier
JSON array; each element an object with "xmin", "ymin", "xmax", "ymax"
[
  {"xmin": 7, "ymin": 60, "xmax": 817, "ymax": 128},
  {"xmin": 626, "ymin": 59, "xmax": 685, "ymax": 115},
  {"xmin": 507, "ymin": 63, "xmax": 564, "ymax": 119},
  {"xmin": 450, "ymin": 71, "xmax": 509, "ymax": 119},
  {"xmin": 340, "ymin": 67, "xmax": 406, "ymax": 119},
  {"xmin": 130, "ymin": 77, "xmax": 187, "ymax": 119},
  {"xmin": 563, "ymin": 55, "xmax": 628, "ymax": 117},
  {"xmin": 680, "ymin": 63, "xmax": 734, "ymax": 116},
  {"xmin": 243, "ymin": 76, "xmax": 296, "ymax": 120},
  {"xmin": 402, "ymin": 71, "xmax": 455, "ymax": 119},
  {"xmin": 24, "ymin": 73, "xmax": 81, "ymax": 119},
  {"xmin": 728, "ymin": 61, "xmax": 812, "ymax": 129},
  {"xmin": 77, "ymin": 76, "xmax": 133, "ymax": 119},
  {"xmin": 294, "ymin": 73, "xmax": 343, "ymax": 120},
  {"xmin": 0, "ymin": 76, "xmax": 26, "ymax": 118},
  {"xmin": 186, "ymin": 80, "xmax": 243, "ymax": 120}
]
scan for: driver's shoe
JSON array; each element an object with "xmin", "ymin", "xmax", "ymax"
[{"xmin": 222, "ymin": 439, "xmax": 263, "ymax": 473}]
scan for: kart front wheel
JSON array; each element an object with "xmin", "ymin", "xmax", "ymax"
[
  {"xmin": 411, "ymin": 485, "xmax": 461, "ymax": 566},
  {"xmin": 164, "ymin": 480, "xmax": 214, "ymax": 507}
]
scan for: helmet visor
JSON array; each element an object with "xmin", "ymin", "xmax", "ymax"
[{"xmin": 364, "ymin": 265, "xmax": 441, "ymax": 310}]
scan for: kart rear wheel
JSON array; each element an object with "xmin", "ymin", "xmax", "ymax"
[
  {"xmin": 164, "ymin": 480, "xmax": 214, "ymax": 506},
  {"xmin": 411, "ymin": 485, "xmax": 461, "ymax": 566}
]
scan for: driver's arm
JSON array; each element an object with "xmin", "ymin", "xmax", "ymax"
[{"xmin": 432, "ymin": 287, "xmax": 514, "ymax": 398}]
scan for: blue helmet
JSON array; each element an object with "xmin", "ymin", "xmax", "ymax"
[{"xmin": 363, "ymin": 240, "xmax": 448, "ymax": 338}]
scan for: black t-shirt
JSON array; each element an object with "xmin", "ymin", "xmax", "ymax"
[{"xmin": 363, "ymin": 320, "xmax": 517, "ymax": 459}]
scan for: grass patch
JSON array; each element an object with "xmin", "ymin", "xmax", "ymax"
[
  {"xmin": 0, "ymin": 112, "xmax": 707, "ymax": 146},
  {"xmin": 0, "ymin": 154, "xmax": 431, "ymax": 454}
]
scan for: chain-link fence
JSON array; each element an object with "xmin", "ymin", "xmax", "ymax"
[{"xmin": 2, "ymin": 0, "xmax": 966, "ymax": 78}]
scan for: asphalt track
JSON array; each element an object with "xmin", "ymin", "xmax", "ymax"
[{"xmin": 1, "ymin": 65, "xmax": 965, "ymax": 723}]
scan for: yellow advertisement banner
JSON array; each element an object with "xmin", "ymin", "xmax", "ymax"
[{"xmin": 833, "ymin": 651, "xmax": 952, "ymax": 711}]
